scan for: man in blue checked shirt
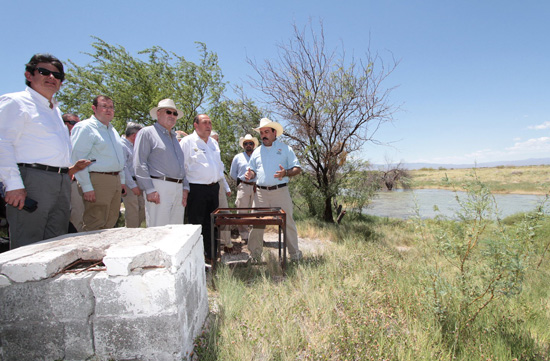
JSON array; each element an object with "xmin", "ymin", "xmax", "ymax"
[
  {"xmin": 244, "ymin": 118, "xmax": 303, "ymax": 261},
  {"xmin": 133, "ymin": 99, "xmax": 186, "ymax": 227}
]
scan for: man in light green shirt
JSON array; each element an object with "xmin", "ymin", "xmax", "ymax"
[{"xmin": 71, "ymin": 95, "xmax": 126, "ymax": 231}]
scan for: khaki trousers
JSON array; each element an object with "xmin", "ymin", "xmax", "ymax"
[
  {"xmin": 70, "ymin": 180, "xmax": 85, "ymax": 232},
  {"xmin": 248, "ymin": 186, "xmax": 301, "ymax": 259},
  {"xmin": 82, "ymin": 173, "xmax": 121, "ymax": 231},
  {"xmin": 122, "ymin": 190, "xmax": 145, "ymax": 228},
  {"xmin": 217, "ymin": 180, "xmax": 232, "ymax": 246},
  {"xmin": 234, "ymin": 182, "xmax": 255, "ymax": 240}
]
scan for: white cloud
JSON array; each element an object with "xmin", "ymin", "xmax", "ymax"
[
  {"xmin": 506, "ymin": 137, "xmax": 550, "ymax": 152},
  {"xmin": 528, "ymin": 121, "xmax": 550, "ymax": 130}
]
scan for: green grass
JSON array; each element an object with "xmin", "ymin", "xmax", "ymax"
[{"xmin": 193, "ymin": 214, "xmax": 550, "ymax": 360}]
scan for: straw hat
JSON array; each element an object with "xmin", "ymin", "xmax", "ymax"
[
  {"xmin": 149, "ymin": 99, "xmax": 184, "ymax": 120},
  {"xmin": 253, "ymin": 118, "xmax": 284, "ymax": 137},
  {"xmin": 239, "ymin": 134, "xmax": 259, "ymax": 149}
]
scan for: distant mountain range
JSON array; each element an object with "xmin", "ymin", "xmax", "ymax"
[{"xmin": 375, "ymin": 158, "xmax": 550, "ymax": 170}]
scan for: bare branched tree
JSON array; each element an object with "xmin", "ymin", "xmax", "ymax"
[{"xmin": 247, "ymin": 21, "xmax": 399, "ymax": 222}]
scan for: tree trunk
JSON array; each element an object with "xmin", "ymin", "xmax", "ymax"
[{"xmin": 323, "ymin": 196, "xmax": 334, "ymax": 223}]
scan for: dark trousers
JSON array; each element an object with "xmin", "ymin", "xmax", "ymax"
[
  {"xmin": 7, "ymin": 167, "xmax": 70, "ymax": 249},
  {"xmin": 187, "ymin": 182, "xmax": 219, "ymax": 259}
]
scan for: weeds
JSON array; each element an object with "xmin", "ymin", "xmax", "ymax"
[{"xmin": 417, "ymin": 169, "xmax": 550, "ymax": 356}]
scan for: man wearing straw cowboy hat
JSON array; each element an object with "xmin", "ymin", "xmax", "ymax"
[
  {"xmin": 133, "ymin": 99, "xmax": 186, "ymax": 227},
  {"xmin": 244, "ymin": 118, "xmax": 303, "ymax": 261},
  {"xmin": 230, "ymin": 134, "xmax": 259, "ymax": 244}
]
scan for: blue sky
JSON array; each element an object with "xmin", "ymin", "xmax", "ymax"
[{"xmin": 2, "ymin": 0, "xmax": 549, "ymax": 165}]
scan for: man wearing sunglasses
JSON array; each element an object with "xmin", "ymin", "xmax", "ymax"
[
  {"xmin": 230, "ymin": 134, "xmax": 259, "ymax": 244},
  {"xmin": 0, "ymin": 54, "xmax": 77, "ymax": 248},
  {"xmin": 62, "ymin": 113, "xmax": 86, "ymax": 233},
  {"xmin": 62, "ymin": 113, "xmax": 80, "ymax": 134},
  {"xmin": 133, "ymin": 99, "xmax": 186, "ymax": 227}
]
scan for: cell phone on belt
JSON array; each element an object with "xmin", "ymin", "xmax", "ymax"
[{"xmin": 23, "ymin": 197, "xmax": 38, "ymax": 213}]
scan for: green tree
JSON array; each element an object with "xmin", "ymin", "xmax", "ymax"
[
  {"xmin": 247, "ymin": 21, "xmax": 399, "ymax": 222},
  {"xmin": 58, "ymin": 37, "xmax": 226, "ymax": 134},
  {"xmin": 208, "ymin": 90, "xmax": 267, "ymax": 168}
]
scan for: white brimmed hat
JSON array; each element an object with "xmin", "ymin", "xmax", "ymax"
[
  {"xmin": 149, "ymin": 99, "xmax": 184, "ymax": 120},
  {"xmin": 239, "ymin": 134, "xmax": 259, "ymax": 149},
  {"xmin": 253, "ymin": 117, "xmax": 284, "ymax": 137}
]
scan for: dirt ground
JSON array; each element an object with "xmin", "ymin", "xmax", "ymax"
[{"xmin": 217, "ymin": 227, "xmax": 332, "ymax": 265}]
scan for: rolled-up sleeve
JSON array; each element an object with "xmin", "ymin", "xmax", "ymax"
[
  {"xmin": 71, "ymin": 123, "xmax": 94, "ymax": 192},
  {"xmin": 0, "ymin": 97, "xmax": 25, "ymax": 191}
]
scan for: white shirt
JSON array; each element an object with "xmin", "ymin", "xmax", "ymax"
[
  {"xmin": 180, "ymin": 131, "xmax": 224, "ymax": 190},
  {"xmin": 0, "ymin": 87, "xmax": 72, "ymax": 191}
]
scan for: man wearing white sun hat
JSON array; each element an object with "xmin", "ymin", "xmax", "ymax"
[
  {"xmin": 133, "ymin": 99, "xmax": 186, "ymax": 227},
  {"xmin": 244, "ymin": 118, "xmax": 303, "ymax": 261},
  {"xmin": 230, "ymin": 134, "xmax": 259, "ymax": 244}
]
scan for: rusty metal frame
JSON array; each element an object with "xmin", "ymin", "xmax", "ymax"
[{"xmin": 210, "ymin": 207, "xmax": 287, "ymax": 273}]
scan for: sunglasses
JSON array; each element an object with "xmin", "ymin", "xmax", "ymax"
[
  {"xmin": 64, "ymin": 120, "xmax": 77, "ymax": 125},
  {"xmin": 243, "ymin": 142, "xmax": 255, "ymax": 146},
  {"xmin": 36, "ymin": 67, "xmax": 63, "ymax": 80},
  {"xmin": 165, "ymin": 110, "xmax": 178, "ymax": 116}
]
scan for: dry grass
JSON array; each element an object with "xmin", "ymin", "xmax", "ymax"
[
  {"xmin": 194, "ymin": 215, "xmax": 550, "ymax": 360},
  {"xmin": 410, "ymin": 165, "xmax": 550, "ymax": 194}
]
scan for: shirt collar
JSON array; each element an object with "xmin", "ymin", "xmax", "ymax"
[
  {"xmin": 90, "ymin": 115, "xmax": 112, "ymax": 129},
  {"xmin": 25, "ymin": 86, "xmax": 58, "ymax": 108},
  {"xmin": 192, "ymin": 130, "xmax": 208, "ymax": 144},
  {"xmin": 154, "ymin": 122, "xmax": 177, "ymax": 137}
]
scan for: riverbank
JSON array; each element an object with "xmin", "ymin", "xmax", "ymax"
[{"xmin": 409, "ymin": 164, "xmax": 550, "ymax": 194}]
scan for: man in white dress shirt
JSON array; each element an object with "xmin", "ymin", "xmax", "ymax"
[
  {"xmin": 0, "ymin": 54, "xmax": 90, "ymax": 249},
  {"xmin": 180, "ymin": 114, "xmax": 225, "ymax": 261}
]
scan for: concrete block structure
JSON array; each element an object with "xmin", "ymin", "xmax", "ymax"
[{"xmin": 0, "ymin": 225, "xmax": 208, "ymax": 361}]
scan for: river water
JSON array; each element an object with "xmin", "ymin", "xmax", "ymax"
[{"xmin": 363, "ymin": 189, "xmax": 548, "ymax": 219}]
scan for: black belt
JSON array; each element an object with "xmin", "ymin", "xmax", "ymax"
[
  {"xmin": 18, "ymin": 163, "xmax": 69, "ymax": 174},
  {"xmin": 237, "ymin": 179, "xmax": 256, "ymax": 186},
  {"xmin": 189, "ymin": 182, "xmax": 218, "ymax": 187},
  {"xmin": 90, "ymin": 171, "xmax": 119, "ymax": 175},
  {"xmin": 151, "ymin": 175, "xmax": 183, "ymax": 184},
  {"xmin": 257, "ymin": 183, "xmax": 287, "ymax": 190}
]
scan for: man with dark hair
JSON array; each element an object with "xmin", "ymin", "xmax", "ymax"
[
  {"xmin": 62, "ymin": 113, "xmax": 80, "ymax": 134},
  {"xmin": 62, "ymin": 113, "xmax": 85, "ymax": 232},
  {"xmin": 122, "ymin": 122, "xmax": 145, "ymax": 228},
  {"xmin": 245, "ymin": 118, "xmax": 303, "ymax": 261},
  {"xmin": 230, "ymin": 134, "xmax": 259, "ymax": 244},
  {"xmin": 134, "ymin": 99, "xmax": 186, "ymax": 227},
  {"xmin": 24, "ymin": 53, "xmax": 65, "ymax": 87},
  {"xmin": 71, "ymin": 95, "xmax": 126, "ymax": 231},
  {"xmin": 180, "ymin": 114, "xmax": 225, "ymax": 261},
  {"xmin": 0, "ymin": 53, "xmax": 90, "ymax": 249}
]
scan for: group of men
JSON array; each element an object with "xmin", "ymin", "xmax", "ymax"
[{"xmin": 0, "ymin": 53, "xmax": 303, "ymax": 262}]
